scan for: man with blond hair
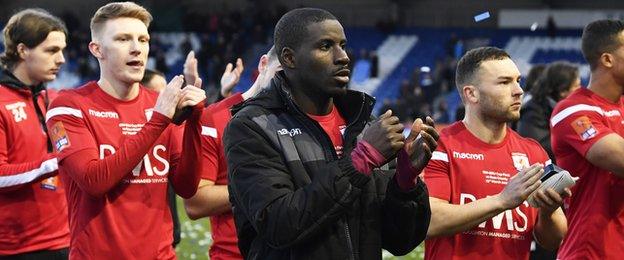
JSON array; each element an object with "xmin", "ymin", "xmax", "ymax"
[
  {"xmin": 46, "ymin": 2, "xmax": 205, "ymax": 258},
  {"xmin": 0, "ymin": 8, "xmax": 69, "ymax": 259}
]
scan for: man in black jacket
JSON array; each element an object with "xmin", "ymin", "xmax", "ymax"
[{"xmin": 224, "ymin": 8, "xmax": 437, "ymax": 259}]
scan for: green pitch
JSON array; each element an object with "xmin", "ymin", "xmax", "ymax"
[{"xmin": 174, "ymin": 197, "xmax": 424, "ymax": 259}]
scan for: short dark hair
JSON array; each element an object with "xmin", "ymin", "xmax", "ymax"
[
  {"xmin": 273, "ymin": 8, "xmax": 337, "ymax": 64},
  {"xmin": 530, "ymin": 61, "xmax": 579, "ymax": 102},
  {"xmin": 141, "ymin": 69, "xmax": 165, "ymax": 85},
  {"xmin": 1, "ymin": 8, "xmax": 67, "ymax": 69},
  {"xmin": 455, "ymin": 47, "xmax": 511, "ymax": 98},
  {"xmin": 582, "ymin": 19, "xmax": 624, "ymax": 71}
]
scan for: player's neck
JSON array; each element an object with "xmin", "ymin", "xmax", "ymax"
[
  {"xmin": 462, "ymin": 112, "xmax": 507, "ymax": 144},
  {"xmin": 11, "ymin": 63, "xmax": 40, "ymax": 86},
  {"xmin": 587, "ymin": 72, "xmax": 623, "ymax": 103},
  {"xmin": 97, "ymin": 73, "xmax": 140, "ymax": 101}
]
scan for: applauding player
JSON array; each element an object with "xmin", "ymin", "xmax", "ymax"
[
  {"xmin": 225, "ymin": 8, "xmax": 435, "ymax": 259},
  {"xmin": 183, "ymin": 47, "xmax": 280, "ymax": 259},
  {"xmin": 424, "ymin": 47, "xmax": 568, "ymax": 260},
  {"xmin": 45, "ymin": 2, "xmax": 204, "ymax": 259}
]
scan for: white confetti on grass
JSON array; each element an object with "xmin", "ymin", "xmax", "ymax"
[{"xmin": 193, "ymin": 223, "xmax": 204, "ymax": 231}]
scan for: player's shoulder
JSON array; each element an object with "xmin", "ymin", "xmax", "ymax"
[
  {"xmin": 438, "ymin": 121, "xmax": 467, "ymax": 141},
  {"xmin": 551, "ymin": 88, "xmax": 610, "ymax": 128},
  {"xmin": 553, "ymin": 88, "xmax": 599, "ymax": 114},
  {"xmin": 0, "ymin": 84, "xmax": 25, "ymax": 102},
  {"xmin": 140, "ymin": 85, "xmax": 160, "ymax": 98},
  {"xmin": 0, "ymin": 82, "xmax": 19, "ymax": 96},
  {"xmin": 205, "ymin": 100, "xmax": 230, "ymax": 115},
  {"xmin": 202, "ymin": 93, "xmax": 244, "ymax": 125},
  {"xmin": 432, "ymin": 121, "xmax": 469, "ymax": 152},
  {"xmin": 439, "ymin": 121, "xmax": 462, "ymax": 135},
  {"xmin": 51, "ymin": 81, "xmax": 100, "ymax": 108},
  {"xmin": 210, "ymin": 93, "xmax": 244, "ymax": 112},
  {"xmin": 508, "ymin": 128, "xmax": 545, "ymax": 150}
]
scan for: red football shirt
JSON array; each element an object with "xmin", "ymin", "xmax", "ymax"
[
  {"xmin": 424, "ymin": 122, "xmax": 549, "ymax": 260},
  {"xmin": 0, "ymin": 84, "xmax": 69, "ymax": 255},
  {"xmin": 46, "ymin": 81, "xmax": 198, "ymax": 259},
  {"xmin": 550, "ymin": 88, "xmax": 624, "ymax": 259},
  {"xmin": 200, "ymin": 93, "xmax": 244, "ymax": 259},
  {"xmin": 307, "ymin": 105, "xmax": 346, "ymax": 157}
]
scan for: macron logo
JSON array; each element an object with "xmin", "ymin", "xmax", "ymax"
[
  {"xmin": 277, "ymin": 128, "xmax": 302, "ymax": 137},
  {"xmin": 89, "ymin": 109, "xmax": 119, "ymax": 119},
  {"xmin": 453, "ymin": 151, "xmax": 485, "ymax": 160}
]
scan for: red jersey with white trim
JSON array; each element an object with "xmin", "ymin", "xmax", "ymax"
[
  {"xmin": 550, "ymin": 88, "xmax": 624, "ymax": 259},
  {"xmin": 307, "ymin": 105, "xmax": 347, "ymax": 158},
  {"xmin": 46, "ymin": 81, "xmax": 189, "ymax": 259},
  {"xmin": 0, "ymin": 78, "xmax": 69, "ymax": 255},
  {"xmin": 424, "ymin": 122, "xmax": 549, "ymax": 260},
  {"xmin": 200, "ymin": 93, "xmax": 244, "ymax": 259}
]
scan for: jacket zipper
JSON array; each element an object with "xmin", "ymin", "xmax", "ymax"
[
  {"xmin": 286, "ymin": 91, "xmax": 370, "ymax": 260},
  {"xmin": 294, "ymin": 110, "xmax": 358, "ymax": 260},
  {"xmin": 341, "ymin": 94, "xmax": 367, "ymax": 260},
  {"xmin": 344, "ymin": 217, "xmax": 356, "ymax": 260}
]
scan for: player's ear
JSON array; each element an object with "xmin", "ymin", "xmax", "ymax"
[
  {"xmin": 89, "ymin": 41, "xmax": 104, "ymax": 60},
  {"xmin": 258, "ymin": 54, "xmax": 269, "ymax": 73},
  {"xmin": 464, "ymin": 85, "xmax": 479, "ymax": 103},
  {"xmin": 600, "ymin": 52, "xmax": 614, "ymax": 69},
  {"xmin": 17, "ymin": 43, "xmax": 30, "ymax": 60},
  {"xmin": 281, "ymin": 47, "xmax": 295, "ymax": 69}
]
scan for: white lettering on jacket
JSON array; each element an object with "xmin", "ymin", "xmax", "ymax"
[{"xmin": 5, "ymin": 102, "xmax": 27, "ymax": 122}]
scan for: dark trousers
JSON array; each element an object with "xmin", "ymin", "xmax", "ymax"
[
  {"xmin": 168, "ymin": 182, "xmax": 181, "ymax": 247},
  {"xmin": 530, "ymin": 242, "xmax": 557, "ymax": 260},
  {"xmin": 0, "ymin": 248, "xmax": 68, "ymax": 260}
]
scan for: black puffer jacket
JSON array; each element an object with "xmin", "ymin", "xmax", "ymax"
[{"xmin": 224, "ymin": 72, "xmax": 431, "ymax": 260}]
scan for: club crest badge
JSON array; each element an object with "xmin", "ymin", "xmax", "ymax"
[
  {"xmin": 570, "ymin": 116, "xmax": 597, "ymax": 141},
  {"xmin": 511, "ymin": 152, "xmax": 530, "ymax": 172}
]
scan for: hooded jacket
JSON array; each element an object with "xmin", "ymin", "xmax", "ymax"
[
  {"xmin": 224, "ymin": 71, "xmax": 430, "ymax": 259},
  {"xmin": 0, "ymin": 68, "xmax": 69, "ymax": 255}
]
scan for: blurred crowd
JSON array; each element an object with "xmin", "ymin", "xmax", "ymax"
[{"xmin": 43, "ymin": 7, "xmax": 582, "ymax": 133}]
